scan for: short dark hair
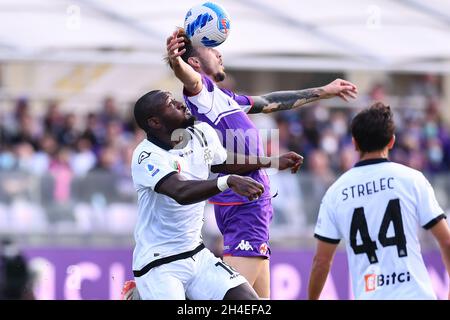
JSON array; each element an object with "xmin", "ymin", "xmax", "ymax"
[
  {"xmin": 165, "ymin": 28, "xmax": 198, "ymax": 69},
  {"xmin": 351, "ymin": 102, "xmax": 395, "ymax": 153},
  {"xmin": 134, "ymin": 90, "xmax": 166, "ymax": 132}
]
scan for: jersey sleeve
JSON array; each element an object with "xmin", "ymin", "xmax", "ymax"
[
  {"xmin": 415, "ymin": 173, "xmax": 446, "ymax": 229},
  {"xmin": 198, "ymin": 123, "xmax": 228, "ymax": 165},
  {"xmin": 183, "ymin": 74, "xmax": 216, "ymax": 114},
  {"xmin": 132, "ymin": 152, "xmax": 177, "ymax": 192},
  {"xmin": 219, "ymin": 87, "xmax": 254, "ymax": 113},
  {"xmin": 314, "ymin": 191, "xmax": 341, "ymax": 244}
]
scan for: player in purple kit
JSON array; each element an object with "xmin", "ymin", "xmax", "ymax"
[{"xmin": 166, "ymin": 28, "xmax": 358, "ymax": 298}]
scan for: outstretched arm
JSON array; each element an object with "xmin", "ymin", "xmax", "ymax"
[
  {"xmin": 248, "ymin": 79, "xmax": 358, "ymax": 114},
  {"xmin": 211, "ymin": 152, "xmax": 303, "ymax": 175},
  {"xmin": 156, "ymin": 172, "xmax": 264, "ymax": 205},
  {"xmin": 166, "ymin": 29, "xmax": 203, "ymax": 95}
]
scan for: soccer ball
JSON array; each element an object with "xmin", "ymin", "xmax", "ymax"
[{"xmin": 184, "ymin": 2, "xmax": 231, "ymax": 47}]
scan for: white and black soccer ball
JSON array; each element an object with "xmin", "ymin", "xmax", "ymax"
[{"xmin": 184, "ymin": 2, "xmax": 231, "ymax": 47}]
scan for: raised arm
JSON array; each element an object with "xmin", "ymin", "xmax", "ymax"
[
  {"xmin": 156, "ymin": 173, "xmax": 265, "ymax": 205},
  {"xmin": 248, "ymin": 79, "xmax": 358, "ymax": 114},
  {"xmin": 211, "ymin": 152, "xmax": 303, "ymax": 175},
  {"xmin": 166, "ymin": 30, "xmax": 203, "ymax": 95}
]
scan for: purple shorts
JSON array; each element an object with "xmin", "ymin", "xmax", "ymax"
[{"xmin": 214, "ymin": 198, "xmax": 273, "ymax": 259}]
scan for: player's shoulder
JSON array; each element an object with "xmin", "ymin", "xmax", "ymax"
[
  {"xmin": 329, "ymin": 166, "xmax": 361, "ymax": 190},
  {"xmin": 384, "ymin": 161, "xmax": 426, "ymax": 180},
  {"xmin": 193, "ymin": 122, "xmax": 221, "ymax": 140},
  {"xmin": 193, "ymin": 121, "xmax": 216, "ymax": 135},
  {"xmin": 183, "ymin": 73, "xmax": 216, "ymax": 98},
  {"xmin": 200, "ymin": 73, "xmax": 216, "ymax": 88},
  {"xmin": 200, "ymin": 73, "xmax": 238, "ymax": 97},
  {"xmin": 349, "ymin": 160, "xmax": 424, "ymax": 179},
  {"xmin": 132, "ymin": 139, "xmax": 165, "ymax": 167},
  {"xmin": 320, "ymin": 172, "xmax": 350, "ymax": 204}
]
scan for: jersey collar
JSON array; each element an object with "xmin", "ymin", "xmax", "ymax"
[
  {"xmin": 147, "ymin": 135, "xmax": 173, "ymax": 151},
  {"xmin": 354, "ymin": 158, "xmax": 390, "ymax": 167}
]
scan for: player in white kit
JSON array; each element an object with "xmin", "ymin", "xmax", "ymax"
[
  {"xmin": 131, "ymin": 90, "xmax": 302, "ymax": 300},
  {"xmin": 308, "ymin": 102, "xmax": 450, "ymax": 300}
]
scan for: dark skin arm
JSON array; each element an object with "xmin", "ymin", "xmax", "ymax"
[
  {"xmin": 248, "ymin": 79, "xmax": 358, "ymax": 114},
  {"xmin": 155, "ymin": 173, "xmax": 265, "ymax": 205},
  {"xmin": 211, "ymin": 152, "xmax": 303, "ymax": 175}
]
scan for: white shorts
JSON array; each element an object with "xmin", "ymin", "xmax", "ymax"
[{"xmin": 134, "ymin": 248, "xmax": 247, "ymax": 300}]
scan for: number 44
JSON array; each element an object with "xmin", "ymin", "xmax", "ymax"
[{"xmin": 350, "ymin": 199, "xmax": 407, "ymax": 264}]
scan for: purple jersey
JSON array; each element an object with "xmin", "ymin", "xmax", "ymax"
[{"xmin": 183, "ymin": 74, "xmax": 271, "ymax": 205}]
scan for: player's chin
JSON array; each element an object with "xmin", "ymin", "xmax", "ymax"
[
  {"xmin": 182, "ymin": 115, "xmax": 197, "ymax": 128},
  {"xmin": 213, "ymin": 71, "xmax": 226, "ymax": 82}
]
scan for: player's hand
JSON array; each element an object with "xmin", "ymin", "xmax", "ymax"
[
  {"xmin": 321, "ymin": 78, "xmax": 358, "ymax": 102},
  {"xmin": 121, "ymin": 280, "xmax": 140, "ymax": 300},
  {"xmin": 166, "ymin": 29, "xmax": 186, "ymax": 62},
  {"xmin": 227, "ymin": 175, "xmax": 265, "ymax": 201},
  {"xmin": 277, "ymin": 152, "xmax": 304, "ymax": 173}
]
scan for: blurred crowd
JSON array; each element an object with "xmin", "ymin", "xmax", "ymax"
[
  {"xmin": 0, "ymin": 77, "xmax": 449, "ymax": 234},
  {"xmin": 1, "ymin": 84, "xmax": 449, "ymax": 182},
  {"xmin": 0, "ymin": 97, "xmax": 142, "ymax": 205},
  {"xmin": 0, "ymin": 97, "xmax": 144, "ymax": 232},
  {"xmin": 0, "ymin": 96, "xmax": 140, "ymax": 175}
]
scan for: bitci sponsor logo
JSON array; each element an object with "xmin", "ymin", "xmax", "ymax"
[{"xmin": 364, "ymin": 271, "xmax": 411, "ymax": 292}]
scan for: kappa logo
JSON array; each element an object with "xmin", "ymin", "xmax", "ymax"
[
  {"xmin": 179, "ymin": 150, "xmax": 193, "ymax": 158},
  {"xmin": 138, "ymin": 151, "xmax": 151, "ymax": 164},
  {"xmin": 235, "ymin": 240, "xmax": 253, "ymax": 251}
]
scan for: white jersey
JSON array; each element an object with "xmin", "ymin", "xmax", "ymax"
[
  {"xmin": 131, "ymin": 122, "xmax": 227, "ymax": 271},
  {"xmin": 314, "ymin": 159, "xmax": 446, "ymax": 300}
]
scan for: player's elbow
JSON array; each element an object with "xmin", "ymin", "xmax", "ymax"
[
  {"xmin": 170, "ymin": 185, "xmax": 194, "ymax": 205},
  {"xmin": 312, "ymin": 254, "xmax": 332, "ymax": 272},
  {"xmin": 160, "ymin": 183, "xmax": 189, "ymax": 205},
  {"xmin": 184, "ymin": 81, "xmax": 202, "ymax": 96},
  {"xmin": 170, "ymin": 191, "xmax": 189, "ymax": 205},
  {"xmin": 438, "ymin": 237, "xmax": 450, "ymax": 253}
]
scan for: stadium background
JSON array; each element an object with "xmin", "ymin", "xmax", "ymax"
[{"xmin": 0, "ymin": 0, "xmax": 449, "ymax": 299}]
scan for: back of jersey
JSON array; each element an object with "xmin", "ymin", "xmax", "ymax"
[{"xmin": 314, "ymin": 159, "xmax": 445, "ymax": 299}]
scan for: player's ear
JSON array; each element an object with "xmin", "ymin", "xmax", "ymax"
[
  {"xmin": 187, "ymin": 56, "xmax": 200, "ymax": 69},
  {"xmin": 147, "ymin": 116, "xmax": 161, "ymax": 130},
  {"xmin": 352, "ymin": 137, "xmax": 360, "ymax": 151},
  {"xmin": 387, "ymin": 135, "xmax": 395, "ymax": 149}
]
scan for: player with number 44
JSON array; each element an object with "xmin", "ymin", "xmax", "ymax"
[{"xmin": 309, "ymin": 102, "xmax": 450, "ymax": 300}]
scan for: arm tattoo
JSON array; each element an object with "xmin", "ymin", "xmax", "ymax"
[{"xmin": 248, "ymin": 88, "xmax": 324, "ymax": 114}]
